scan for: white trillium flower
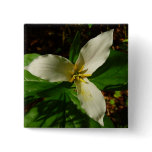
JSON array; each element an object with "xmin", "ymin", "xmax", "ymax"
[{"xmin": 25, "ymin": 29, "xmax": 114, "ymax": 126}]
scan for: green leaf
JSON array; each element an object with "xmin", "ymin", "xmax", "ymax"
[
  {"xmin": 24, "ymin": 53, "xmax": 40, "ymax": 66},
  {"xmin": 24, "ymin": 88, "xmax": 114, "ymax": 128},
  {"xmin": 69, "ymin": 31, "xmax": 81, "ymax": 63},
  {"xmin": 24, "ymin": 70, "xmax": 60, "ymax": 98},
  {"xmin": 25, "ymin": 91, "xmax": 101, "ymax": 128},
  {"xmin": 24, "ymin": 93, "xmax": 65, "ymax": 128},
  {"xmin": 102, "ymin": 116, "xmax": 115, "ymax": 128},
  {"xmin": 66, "ymin": 88, "xmax": 83, "ymax": 112},
  {"xmin": 90, "ymin": 50, "xmax": 128, "ymax": 91}
]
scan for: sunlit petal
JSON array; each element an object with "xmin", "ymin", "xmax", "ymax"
[
  {"xmin": 76, "ymin": 29, "xmax": 114, "ymax": 74},
  {"xmin": 75, "ymin": 78, "xmax": 106, "ymax": 126},
  {"xmin": 25, "ymin": 54, "xmax": 74, "ymax": 82}
]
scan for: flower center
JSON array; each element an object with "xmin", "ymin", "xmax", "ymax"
[{"xmin": 69, "ymin": 64, "xmax": 91, "ymax": 83}]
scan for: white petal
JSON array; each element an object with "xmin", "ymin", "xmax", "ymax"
[
  {"xmin": 76, "ymin": 29, "xmax": 114, "ymax": 74},
  {"xmin": 75, "ymin": 78, "xmax": 106, "ymax": 126},
  {"xmin": 25, "ymin": 54, "xmax": 74, "ymax": 82}
]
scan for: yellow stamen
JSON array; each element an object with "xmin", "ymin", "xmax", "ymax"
[
  {"xmin": 74, "ymin": 64, "xmax": 78, "ymax": 71},
  {"xmin": 70, "ymin": 64, "xmax": 91, "ymax": 83},
  {"xmin": 78, "ymin": 65, "xmax": 84, "ymax": 73},
  {"xmin": 78, "ymin": 74, "xmax": 92, "ymax": 77},
  {"xmin": 69, "ymin": 76, "xmax": 74, "ymax": 82},
  {"xmin": 76, "ymin": 76, "xmax": 80, "ymax": 81},
  {"xmin": 79, "ymin": 78, "xmax": 86, "ymax": 83},
  {"xmin": 80, "ymin": 69, "xmax": 88, "ymax": 74},
  {"xmin": 73, "ymin": 75, "xmax": 76, "ymax": 79},
  {"xmin": 83, "ymin": 74, "xmax": 92, "ymax": 77}
]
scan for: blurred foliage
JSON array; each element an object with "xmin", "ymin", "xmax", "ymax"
[
  {"xmin": 24, "ymin": 24, "xmax": 128, "ymax": 56},
  {"xmin": 24, "ymin": 24, "xmax": 128, "ymax": 128},
  {"xmin": 103, "ymin": 90, "xmax": 128, "ymax": 128}
]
